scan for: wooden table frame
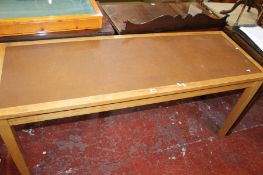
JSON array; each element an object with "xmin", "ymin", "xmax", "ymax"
[{"xmin": 0, "ymin": 31, "xmax": 263, "ymax": 175}]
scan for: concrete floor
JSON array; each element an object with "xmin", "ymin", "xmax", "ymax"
[{"xmin": 0, "ymin": 89, "xmax": 262, "ymax": 175}]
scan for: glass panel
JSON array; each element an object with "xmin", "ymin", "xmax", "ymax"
[{"xmin": 0, "ymin": 0, "xmax": 96, "ymax": 19}]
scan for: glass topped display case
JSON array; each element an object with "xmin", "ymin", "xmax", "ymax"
[{"xmin": 0, "ymin": 0, "xmax": 103, "ymax": 36}]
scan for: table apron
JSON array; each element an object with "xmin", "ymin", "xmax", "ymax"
[{"xmin": 8, "ymin": 80, "xmax": 259, "ymax": 126}]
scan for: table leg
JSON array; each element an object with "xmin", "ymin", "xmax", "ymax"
[
  {"xmin": 0, "ymin": 120, "xmax": 30, "ymax": 175},
  {"xmin": 218, "ymin": 81, "xmax": 262, "ymax": 136}
]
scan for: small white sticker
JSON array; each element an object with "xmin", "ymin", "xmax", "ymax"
[
  {"xmin": 151, "ymin": 3, "xmax": 155, "ymax": 5},
  {"xmin": 149, "ymin": 88, "xmax": 157, "ymax": 93},
  {"xmin": 177, "ymin": 83, "xmax": 187, "ymax": 87},
  {"xmin": 246, "ymin": 69, "xmax": 251, "ymax": 72},
  {"xmin": 42, "ymin": 151, "xmax": 47, "ymax": 155}
]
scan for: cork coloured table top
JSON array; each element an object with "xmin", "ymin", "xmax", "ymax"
[{"xmin": 0, "ymin": 32, "xmax": 262, "ymax": 115}]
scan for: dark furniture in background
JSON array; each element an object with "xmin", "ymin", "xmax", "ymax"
[
  {"xmin": 0, "ymin": 4, "xmax": 115, "ymax": 43},
  {"xmin": 220, "ymin": 0, "xmax": 262, "ymax": 25},
  {"xmin": 101, "ymin": 2, "xmax": 228, "ymax": 34}
]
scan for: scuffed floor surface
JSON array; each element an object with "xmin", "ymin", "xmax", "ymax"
[{"xmin": 0, "ymin": 90, "xmax": 263, "ymax": 175}]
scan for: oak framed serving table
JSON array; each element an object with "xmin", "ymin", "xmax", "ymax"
[
  {"xmin": 0, "ymin": 31, "xmax": 263, "ymax": 175},
  {"xmin": 0, "ymin": 0, "xmax": 103, "ymax": 37}
]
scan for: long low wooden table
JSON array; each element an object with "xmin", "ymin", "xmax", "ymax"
[{"xmin": 0, "ymin": 31, "xmax": 263, "ymax": 175}]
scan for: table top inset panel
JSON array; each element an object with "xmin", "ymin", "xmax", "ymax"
[{"xmin": 0, "ymin": 32, "xmax": 261, "ymax": 108}]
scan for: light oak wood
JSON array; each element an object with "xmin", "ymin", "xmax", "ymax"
[
  {"xmin": 8, "ymin": 81, "xmax": 254, "ymax": 126},
  {"xmin": 0, "ymin": 31, "xmax": 262, "ymax": 120},
  {"xmin": 0, "ymin": 44, "xmax": 5, "ymax": 82},
  {"xmin": 1, "ymin": 73, "xmax": 262, "ymax": 120},
  {"xmin": 0, "ymin": 120, "xmax": 30, "ymax": 175},
  {"xmin": 0, "ymin": 0, "xmax": 102, "ymax": 37},
  {"xmin": 218, "ymin": 81, "xmax": 262, "ymax": 136},
  {"xmin": 0, "ymin": 32, "xmax": 263, "ymax": 175}
]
